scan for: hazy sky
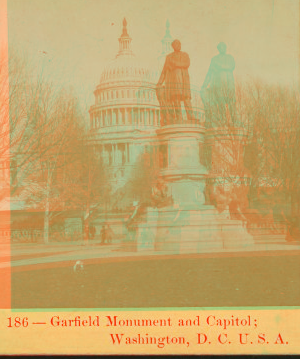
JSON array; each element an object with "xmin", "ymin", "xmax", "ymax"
[{"xmin": 7, "ymin": 0, "xmax": 299, "ymax": 110}]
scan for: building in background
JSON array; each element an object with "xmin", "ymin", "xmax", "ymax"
[{"xmin": 88, "ymin": 18, "xmax": 161, "ymax": 197}]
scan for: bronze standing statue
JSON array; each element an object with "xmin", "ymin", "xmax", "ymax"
[
  {"xmin": 201, "ymin": 42, "xmax": 237, "ymax": 126},
  {"xmin": 156, "ymin": 39, "xmax": 194, "ymax": 124}
]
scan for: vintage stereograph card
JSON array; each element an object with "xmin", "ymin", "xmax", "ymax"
[{"xmin": 0, "ymin": 0, "xmax": 299, "ymax": 355}]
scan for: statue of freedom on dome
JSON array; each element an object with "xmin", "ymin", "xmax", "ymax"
[
  {"xmin": 156, "ymin": 39, "xmax": 195, "ymax": 125},
  {"xmin": 201, "ymin": 42, "xmax": 237, "ymax": 127}
]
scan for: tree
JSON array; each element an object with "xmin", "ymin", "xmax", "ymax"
[
  {"xmin": 72, "ymin": 142, "xmax": 112, "ymax": 243},
  {"xmin": 112, "ymin": 149, "xmax": 160, "ymax": 212},
  {"xmin": 241, "ymin": 81, "xmax": 300, "ymax": 216},
  {"xmin": 204, "ymin": 80, "xmax": 300, "ymax": 233},
  {"xmin": 8, "ymin": 51, "xmax": 87, "ymax": 243},
  {"xmin": 207, "ymin": 78, "xmax": 300, "ymax": 227}
]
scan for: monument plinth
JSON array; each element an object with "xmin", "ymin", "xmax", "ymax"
[
  {"xmin": 157, "ymin": 124, "xmax": 207, "ymax": 209},
  {"xmin": 128, "ymin": 121, "xmax": 254, "ymax": 254}
]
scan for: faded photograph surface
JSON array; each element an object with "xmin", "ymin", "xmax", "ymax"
[{"xmin": 1, "ymin": 0, "xmax": 299, "ymax": 308}]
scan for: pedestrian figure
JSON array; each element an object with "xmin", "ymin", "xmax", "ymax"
[
  {"xmin": 106, "ymin": 224, "xmax": 114, "ymax": 244},
  {"xmin": 73, "ymin": 260, "xmax": 85, "ymax": 288},
  {"xmin": 100, "ymin": 225, "xmax": 107, "ymax": 245},
  {"xmin": 89, "ymin": 225, "xmax": 96, "ymax": 240},
  {"xmin": 124, "ymin": 201, "xmax": 141, "ymax": 250}
]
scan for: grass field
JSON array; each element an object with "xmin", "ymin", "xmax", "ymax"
[{"xmin": 10, "ymin": 253, "xmax": 300, "ymax": 308}]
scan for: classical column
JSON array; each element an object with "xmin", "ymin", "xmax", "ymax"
[
  {"xmin": 151, "ymin": 109, "xmax": 154, "ymax": 126},
  {"xmin": 121, "ymin": 108, "xmax": 125, "ymax": 124},
  {"xmin": 118, "ymin": 108, "xmax": 121, "ymax": 126},
  {"xmin": 112, "ymin": 144, "xmax": 115, "ymax": 164},
  {"xmin": 124, "ymin": 143, "xmax": 127, "ymax": 163},
  {"xmin": 112, "ymin": 109, "xmax": 116, "ymax": 125},
  {"xmin": 103, "ymin": 110, "xmax": 106, "ymax": 126},
  {"xmin": 131, "ymin": 108, "xmax": 135, "ymax": 127},
  {"xmin": 128, "ymin": 107, "xmax": 132, "ymax": 125},
  {"xmin": 134, "ymin": 108, "xmax": 137, "ymax": 127},
  {"xmin": 99, "ymin": 111, "xmax": 102, "ymax": 127},
  {"xmin": 139, "ymin": 108, "xmax": 142, "ymax": 127},
  {"xmin": 140, "ymin": 109, "xmax": 143, "ymax": 127},
  {"xmin": 110, "ymin": 109, "xmax": 112, "ymax": 126},
  {"xmin": 144, "ymin": 109, "xmax": 148, "ymax": 126},
  {"xmin": 110, "ymin": 109, "xmax": 116, "ymax": 126},
  {"xmin": 125, "ymin": 108, "xmax": 129, "ymax": 124}
]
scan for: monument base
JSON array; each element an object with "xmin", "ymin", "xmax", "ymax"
[{"xmin": 132, "ymin": 206, "xmax": 254, "ymax": 254}]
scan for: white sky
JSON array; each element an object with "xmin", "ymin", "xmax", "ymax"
[{"xmin": 7, "ymin": 0, "xmax": 300, "ymax": 110}]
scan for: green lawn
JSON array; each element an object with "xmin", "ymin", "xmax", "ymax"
[{"xmin": 11, "ymin": 254, "xmax": 300, "ymax": 308}]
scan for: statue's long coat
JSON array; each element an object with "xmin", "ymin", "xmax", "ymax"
[
  {"xmin": 159, "ymin": 51, "xmax": 191, "ymax": 101},
  {"xmin": 203, "ymin": 53, "xmax": 236, "ymax": 102}
]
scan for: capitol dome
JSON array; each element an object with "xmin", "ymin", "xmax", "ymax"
[
  {"xmin": 98, "ymin": 18, "xmax": 156, "ymax": 87},
  {"xmin": 89, "ymin": 18, "xmax": 160, "ymax": 131},
  {"xmin": 99, "ymin": 55, "xmax": 156, "ymax": 87}
]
